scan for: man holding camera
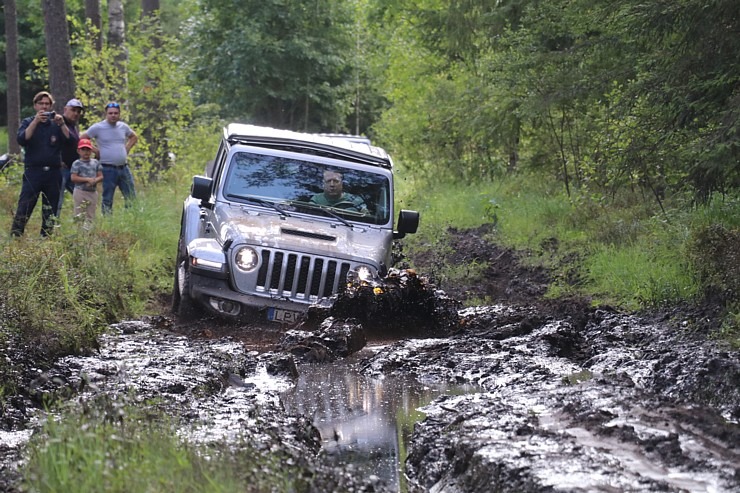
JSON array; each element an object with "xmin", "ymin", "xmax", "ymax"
[{"xmin": 11, "ymin": 91, "xmax": 70, "ymax": 237}]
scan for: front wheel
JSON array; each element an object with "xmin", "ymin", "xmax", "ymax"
[{"xmin": 172, "ymin": 238, "xmax": 202, "ymax": 320}]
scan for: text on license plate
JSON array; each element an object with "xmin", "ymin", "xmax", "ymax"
[{"xmin": 267, "ymin": 307, "xmax": 301, "ymax": 323}]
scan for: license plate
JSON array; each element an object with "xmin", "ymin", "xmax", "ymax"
[{"xmin": 267, "ymin": 307, "xmax": 301, "ymax": 323}]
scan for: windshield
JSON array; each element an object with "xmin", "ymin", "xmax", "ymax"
[{"xmin": 222, "ymin": 151, "xmax": 391, "ymax": 225}]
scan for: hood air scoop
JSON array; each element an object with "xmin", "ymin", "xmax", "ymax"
[{"xmin": 281, "ymin": 227, "xmax": 336, "ymax": 242}]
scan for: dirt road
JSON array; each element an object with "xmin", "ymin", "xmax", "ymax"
[{"xmin": 2, "ymin": 227, "xmax": 739, "ymax": 492}]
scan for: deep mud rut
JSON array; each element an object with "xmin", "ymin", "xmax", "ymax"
[
  {"xmin": 2, "ymin": 228, "xmax": 740, "ymax": 492},
  {"xmin": 374, "ymin": 305, "xmax": 740, "ymax": 492}
]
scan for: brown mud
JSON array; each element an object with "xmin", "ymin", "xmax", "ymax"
[{"xmin": 1, "ymin": 225, "xmax": 739, "ymax": 492}]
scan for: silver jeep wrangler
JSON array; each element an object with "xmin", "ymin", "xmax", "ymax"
[{"xmin": 172, "ymin": 124, "xmax": 419, "ymax": 323}]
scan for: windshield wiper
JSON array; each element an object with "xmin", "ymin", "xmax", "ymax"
[
  {"xmin": 226, "ymin": 194, "xmax": 291, "ymax": 217},
  {"xmin": 290, "ymin": 200, "xmax": 354, "ymax": 229}
]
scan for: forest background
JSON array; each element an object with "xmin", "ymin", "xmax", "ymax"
[
  {"xmin": 0, "ymin": 0, "xmax": 738, "ymax": 353},
  {"xmin": 0, "ymin": 1, "xmax": 738, "ymax": 488}
]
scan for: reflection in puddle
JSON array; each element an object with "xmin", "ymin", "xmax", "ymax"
[{"xmin": 280, "ymin": 346, "xmax": 478, "ymax": 492}]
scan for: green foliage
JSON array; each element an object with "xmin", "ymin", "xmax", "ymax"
[
  {"xmin": 583, "ymin": 243, "xmax": 697, "ymax": 310},
  {"xmin": 399, "ymin": 173, "xmax": 726, "ymax": 315},
  {"xmin": 69, "ymin": 16, "xmax": 195, "ymax": 179},
  {"xmin": 0, "ymin": 127, "xmax": 7, "ymax": 154},
  {"xmin": 93, "ymin": 193, "xmax": 181, "ymax": 311},
  {"xmin": 0, "ymin": 232, "xmax": 128, "ymax": 386},
  {"xmin": 127, "ymin": 18, "xmax": 195, "ymax": 176},
  {"xmin": 24, "ymin": 398, "xmax": 304, "ymax": 493},
  {"xmin": 5, "ymin": 0, "xmax": 737, "ymax": 197},
  {"xmin": 375, "ymin": 0, "xmax": 739, "ymax": 203},
  {"xmin": 623, "ymin": 0, "xmax": 740, "ymax": 202},
  {"xmin": 187, "ymin": 0, "xmax": 358, "ymax": 131},
  {"xmin": 65, "ymin": 21, "xmax": 124, "ymax": 110},
  {"xmin": 371, "ymin": 25, "xmax": 444, "ymax": 176}
]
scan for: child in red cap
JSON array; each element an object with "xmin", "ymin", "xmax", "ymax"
[{"xmin": 70, "ymin": 138, "xmax": 103, "ymax": 228}]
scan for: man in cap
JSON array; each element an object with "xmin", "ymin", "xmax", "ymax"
[{"xmin": 58, "ymin": 98, "xmax": 84, "ymax": 213}]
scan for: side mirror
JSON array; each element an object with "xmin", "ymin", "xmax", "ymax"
[
  {"xmin": 393, "ymin": 209, "xmax": 420, "ymax": 239},
  {"xmin": 191, "ymin": 175, "xmax": 213, "ymax": 206}
]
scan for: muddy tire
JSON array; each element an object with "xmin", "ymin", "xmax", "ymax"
[
  {"xmin": 171, "ymin": 236, "xmax": 185, "ymax": 314},
  {"xmin": 172, "ymin": 237, "xmax": 202, "ymax": 320}
]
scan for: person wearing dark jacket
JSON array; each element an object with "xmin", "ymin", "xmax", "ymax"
[
  {"xmin": 58, "ymin": 98, "xmax": 84, "ymax": 213},
  {"xmin": 10, "ymin": 91, "xmax": 70, "ymax": 237}
]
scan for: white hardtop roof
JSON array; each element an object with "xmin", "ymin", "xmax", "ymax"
[{"xmin": 224, "ymin": 123, "xmax": 392, "ymax": 168}]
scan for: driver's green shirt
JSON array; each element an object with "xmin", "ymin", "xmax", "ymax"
[{"xmin": 310, "ymin": 192, "xmax": 368, "ymax": 213}]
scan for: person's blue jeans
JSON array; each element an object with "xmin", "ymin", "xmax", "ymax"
[
  {"xmin": 57, "ymin": 166, "xmax": 75, "ymax": 214},
  {"xmin": 101, "ymin": 164, "xmax": 136, "ymax": 214}
]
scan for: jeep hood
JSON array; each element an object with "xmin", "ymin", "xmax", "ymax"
[{"xmin": 213, "ymin": 205, "xmax": 393, "ymax": 267}]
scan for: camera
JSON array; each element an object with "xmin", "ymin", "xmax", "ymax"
[{"xmin": 42, "ymin": 111, "xmax": 56, "ymax": 119}]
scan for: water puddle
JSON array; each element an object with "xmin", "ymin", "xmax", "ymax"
[{"xmin": 280, "ymin": 345, "xmax": 479, "ymax": 492}]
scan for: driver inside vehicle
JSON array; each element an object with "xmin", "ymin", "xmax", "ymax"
[{"xmin": 309, "ymin": 169, "xmax": 368, "ymax": 213}]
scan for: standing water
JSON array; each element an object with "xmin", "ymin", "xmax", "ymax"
[{"xmin": 281, "ymin": 346, "xmax": 479, "ymax": 492}]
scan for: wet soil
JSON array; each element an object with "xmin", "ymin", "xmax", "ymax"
[{"xmin": 2, "ymin": 225, "xmax": 739, "ymax": 492}]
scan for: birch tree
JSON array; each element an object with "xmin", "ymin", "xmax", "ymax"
[{"xmin": 108, "ymin": 0, "xmax": 127, "ymax": 93}]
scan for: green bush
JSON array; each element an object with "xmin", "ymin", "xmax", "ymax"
[
  {"xmin": 688, "ymin": 224, "xmax": 740, "ymax": 306},
  {"xmin": 400, "ymin": 171, "xmax": 738, "ymax": 327},
  {"xmin": 0, "ymin": 234, "xmax": 129, "ymax": 354}
]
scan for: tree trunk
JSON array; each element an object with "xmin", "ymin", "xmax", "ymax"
[
  {"xmin": 142, "ymin": 0, "xmax": 161, "ymax": 48},
  {"xmin": 4, "ymin": 0, "xmax": 22, "ymax": 155},
  {"xmin": 108, "ymin": 0, "xmax": 128, "ymax": 92},
  {"xmin": 42, "ymin": 0, "xmax": 75, "ymax": 112},
  {"xmin": 142, "ymin": 0, "xmax": 159, "ymax": 18},
  {"xmin": 507, "ymin": 119, "xmax": 520, "ymax": 173},
  {"xmin": 107, "ymin": 0, "xmax": 125, "ymax": 48},
  {"xmin": 140, "ymin": 0, "xmax": 168, "ymax": 175},
  {"xmin": 85, "ymin": 0, "xmax": 103, "ymax": 51}
]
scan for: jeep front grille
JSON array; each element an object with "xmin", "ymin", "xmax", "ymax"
[{"xmin": 252, "ymin": 249, "xmax": 352, "ymax": 302}]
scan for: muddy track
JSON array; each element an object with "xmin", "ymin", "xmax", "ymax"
[
  {"xmin": 2, "ymin": 227, "xmax": 739, "ymax": 492},
  {"xmin": 366, "ymin": 305, "xmax": 740, "ymax": 491}
]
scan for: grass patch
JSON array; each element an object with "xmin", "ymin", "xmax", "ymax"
[
  {"xmin": 581, "ymin": 243, "xmax": 697, "ymax": 310},
  {"xmin": 0, "ymin": 127, "xmax": 7, "ymax": 154},
  {"xmin": 716, "ymin": 304, "xmax": 740, "ymax": 348},
  {"xmin": 397, "ymin": 168, "xmax": 739, "ymax": 328},
  {"xmin": 24, "ymin": 398, "xmax": 306, "ymax": 493},
  {"xmin": 0, "ymin": 122, "xmax": 219, "ymax": 398},
  {"xmin": 0, "ymin": 192, "xmax": 181, "ymax": 397}
]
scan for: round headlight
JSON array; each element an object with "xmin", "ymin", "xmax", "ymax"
[{"xmin": 234, "ymin": 247, "xmax": 259, "ymax": 272}]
